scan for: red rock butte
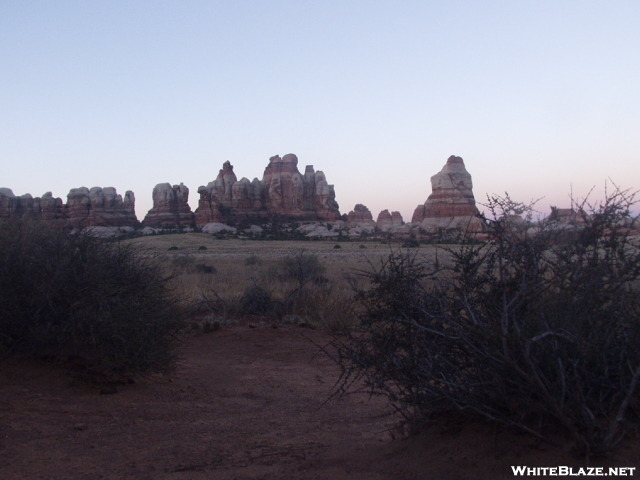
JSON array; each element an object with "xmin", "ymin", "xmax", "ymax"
[{"xmin": 189, "ymin": 153, "xmax": 340, "ymax": 227}]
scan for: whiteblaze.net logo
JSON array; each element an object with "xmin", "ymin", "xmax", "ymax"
[{"xmin": 511, "ymin": 466, "xmax": 636, "ymax": 477}]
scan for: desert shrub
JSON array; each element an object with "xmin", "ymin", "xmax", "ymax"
[
  {"xmin": 0, "ymin": 220, "xmax": 185, "ymax": 379},
  {"xmin": 244, "ymin": 254, "xmax": 262, "ymax": 266},
  {"xmin": 195, "ymin": 287, "xmax": 236, "ymax": 319},
  {"xmin": 198, "ymin": 245, "xmax": 208, "ymax": 250},
  {"xmin": 293, "ymin": 283, "xmax": 358, "ymax": 331},
  {"xmin": 250, "ymin": 250, "xmax": 353, "ymax": 328},
  {"xmin": 168, "ymin": 245, "xmax": 179, "ymax": 250},
  {"xmin": 401, "ymin": 238, "xmax": 420, "ymax": 248},
  {"xmin": 193, "ymin": 250, "xmax": 356, "ymax": 327},
  {"xmin": 269, "ymin": 250, "xmax": 328, "ymax": 308},
  {"xmin": 337, "ymin": 189, "xmax": 640, "ymax": 455},
  {"xmin": 270, "ymin": 250, "xmax": 327, "ymax": 290},
  {"xmin": 195, "ymin": 263, "xmax": 216, "ymax": 274},
  {"xmin": 239, "ymin": 282, "xmax": 274, "ymax": 316},
  {"xmin": 171, "ymin": 254, "xmax": 196, "ymax": 270},
  {"xmin": 269, "ymin": 251, "xmax": 358, "ymax": 328},
  {"xmin": 170, "ymin": 255, "xmax": 215, "ymax": 275}
]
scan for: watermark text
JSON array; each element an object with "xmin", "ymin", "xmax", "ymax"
[{"xmin": 512, "ymin": 466, "xmax": 636, "ymax": 477}]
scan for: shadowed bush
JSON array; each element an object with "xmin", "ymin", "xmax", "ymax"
[
  {"xmin": 0, "ymin": 220, "xmax": 185, "ymax": 380},
  {"xmin": 239, "ymin": 282, "xmax": 275, "ymax": 316},
  {"xmin": 337, "ymin": 188, "xmax": 640, "ymax": 455}
]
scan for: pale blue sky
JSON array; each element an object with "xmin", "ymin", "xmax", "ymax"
[{"xmin": 2, "ymin": 0, "xmax": 639, "ymax": 221}]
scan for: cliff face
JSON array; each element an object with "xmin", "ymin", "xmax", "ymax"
[
  {"xmin": 195, "ymin": 154, "xmax": 340, "ymax": 226},
  {"xmin": 0, "ymin": 187, "xmax": 138, "ymax": 228}
]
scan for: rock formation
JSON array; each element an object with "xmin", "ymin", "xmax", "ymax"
[
  {"xmin": 195, "ymin": 154, "xmax": 340, "ymax": 226},
  {"xmin": 66, "ymin": 187, "xmax": 138, "ymax": 228},
  {"xmin": 0, "ymin": 153, "xmax": 492, "ymax": 239},
  {"xmin": 344, "ymin": 204, "xmax": 376, "ymax": 236},
  {"xmin": 346, "ymin": 204, "xmax": 374, "ymax": 225},
  {"xmin": 412, "ymin": 155, "xmax": 484, "ymax": 233},
  {"xmin": 38, "ymin": 192, "xmax": 66, "ymax": 221},
  {"xmin": 376, "ymin": 210, "xmax": 404, "ymax": 234},
  {"xmin": 0, "ymin": 188, "xmax": 31, "ymax": 218},
  {"xmin": 548, "ymin": 207, "xmax": 587, "ymax": 225},
  {"xmin": 0, "ymin": 188, "xmax": 64, "ymax": 221},
  {"xmin": 0, "ymin": 187, "xmax": 137, "ymax": 227},
  {"xmin": 376, "ymin": 210, "xmax": 405, "ymax": 231},
  {"xmin": 142, "ymin": 183, "xmax": 195, "ymax": 229}
]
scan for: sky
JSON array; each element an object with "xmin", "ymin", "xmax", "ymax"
[{"xmin": 2, "ymin": 0, "xmax": 639, "ymax": 222}]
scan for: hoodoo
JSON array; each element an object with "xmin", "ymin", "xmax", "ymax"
[
  {"xmin": 142, "ymin": 183, "xmax": 195, "ymax": 229},
  {"xmin": 412, "ymin": 155, "xmax": 484, "ymax": 233},
  {"xmin": 195, "ymin": 154, "xmax": 340, "ymax": 226}
]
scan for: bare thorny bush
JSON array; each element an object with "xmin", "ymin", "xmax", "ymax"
[{"xmin": 336, "ymin": 187, "xmax": 640, "ymax": 456}]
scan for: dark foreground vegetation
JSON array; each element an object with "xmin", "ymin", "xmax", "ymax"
[
  {"xmin": 337, "ymin": 189, "xmax": 640, "ymax": 456},
  {"xmin": 0, "ymin": 220, "xmax": 185, "ymax": 380}
]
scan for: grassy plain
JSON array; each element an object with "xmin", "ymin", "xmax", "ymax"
[{"xmin": 126, "ymin": 234, "xmax": 445, "ymax": 328}]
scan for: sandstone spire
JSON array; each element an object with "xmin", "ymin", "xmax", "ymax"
[
  {"xmin": 142, "ymin": 183, "xmax": 195, "ymax": 228},
  {"xmin": 195, "ymin": 153, "xmax": 340, "ymax": 225},
  {"xmin": 412, "ymin": 155, "xmax": 484, "ymax": 232}
]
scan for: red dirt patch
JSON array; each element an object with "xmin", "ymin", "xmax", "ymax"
[{"xmin": 1, "ymin": 324, "xmax": 638, "ymax": 479}]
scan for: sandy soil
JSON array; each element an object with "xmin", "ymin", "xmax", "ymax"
[{"xmin": 1, "ymin": 323, "xmax": 638, "ymax": 480}]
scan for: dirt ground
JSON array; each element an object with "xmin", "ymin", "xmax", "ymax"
[{"xmin": 2, "ymin": 323, "xmax": 638, "ymax": 480}]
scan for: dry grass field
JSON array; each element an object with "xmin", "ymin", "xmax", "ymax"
[
  {"xmin": 126, "ymin": 234, "xmax": 445, "ymax": 329},
  {"xmin": 127, "ymin": 232, "xmax": 438, "ymax": 282}
]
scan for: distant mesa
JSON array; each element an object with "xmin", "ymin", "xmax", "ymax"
[{"xmin": 0, "ymin": 186, "xmax": 138, "ymax": 229}]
